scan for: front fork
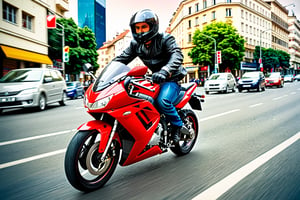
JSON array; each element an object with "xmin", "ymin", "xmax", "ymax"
[{"xmin": 100, "ymin": 120, "xmax": 118, "ymax": 161}]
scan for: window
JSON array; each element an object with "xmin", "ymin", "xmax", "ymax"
[
  {"xmin": 188, "ymin": 6, "xmax": 192, "ymax": 14},
  {"xmin": 212, "ymin": 0, "xmax": 216, "ymax": 6},
  {"xmin": 188, "ymin": 34, "xmax": 192, "ymax": 43},
  {"xmin": 226, "ymin": 8, "xmax": 232, "ymax": 17},
  {"xmin": 3, "ymin": 2, "xmax": 17, "ymax": 24},
  {"xmin": 195, "ymin": 17, "xmax": 199, "ymax": 26},
  {"xmin": 188, "ymin": 20, "xmax": 191, "ymax": 28},
  {"xmin": 227, "ymin": 0, "xmax": 232, "ymax": 3},
  {"xmin": 212, "ymin": 11, "xmax": 216, "ymax": 20},
  {"xmin": 195, "ymin": 3, "xmax": 199, "ymax": 12},
  {"xmin": 203, "ymin": 14, "xmax": 206, "ymax": 23},
  {"xmin": 22, "ymin": 12, "xmax": 33, "ymax": 31},
  {"xmin": 203, "ymin": 0, "xmax": 207, "ymax": 9}
]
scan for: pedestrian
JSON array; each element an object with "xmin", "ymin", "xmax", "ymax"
[{"xmin": 113, "ymin": 9, "xmax": 187, "ymax": 144}]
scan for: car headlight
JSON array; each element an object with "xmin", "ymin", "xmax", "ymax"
[
  {"xmin": 20, "ymin": 88, "xmax": 39, "ymax": 95},
  {"xmin": 87, "ymin": 95, "xmax": 112, "ymax": 110}
]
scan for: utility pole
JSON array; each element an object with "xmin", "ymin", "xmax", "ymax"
[{"xmin": 201, "ymin": 33, "xmax": 218, "ymax": 74}]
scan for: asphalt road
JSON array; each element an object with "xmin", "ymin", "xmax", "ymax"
[{"xmin": 0, "ymin": 82, "xmax": 299, "ymax": 200}]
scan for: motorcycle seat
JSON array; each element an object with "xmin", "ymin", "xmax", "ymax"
[{"xmin": 173, "ymin": 82, "xmax": 195, "ymax": 106}]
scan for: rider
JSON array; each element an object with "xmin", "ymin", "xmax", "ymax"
[{"xmin": 113, "ymin": 9, "xmax": 187, "ymax": 144}]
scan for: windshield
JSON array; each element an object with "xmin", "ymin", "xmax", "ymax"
[
  {"xmin": 67, "ymin": 82, "xmax": 76, "ymax": 87},
  {"xmin": 242, "ymin": 72, "xmax": 259, "ymax": 79},
  {"xmin": 268, "ymin": 73, "xmax": 280, "ymax": 78},
  {"xmin": 0, "ymin": 70, "xmax": 43, "ymax": 82},
  {"xmin": 94, "ymin": 61, "xmax": 131, "ymax": 91},
  {"xmin": 209, "ymin": 74, "xmax": 226, "ymax": 80}
]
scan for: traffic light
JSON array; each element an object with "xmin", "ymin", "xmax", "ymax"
[
  {"xmin": 63, "ymin": 46, "xmax": 69, "ymax": 62},
  {"xmin": 216, "ymin": 51, "xmax": 222, "ymax": 64}
]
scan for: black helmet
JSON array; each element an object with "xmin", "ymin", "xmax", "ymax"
[{"xmin": 130, "ymin": 9, "xmax": 159, "ymax": 43}]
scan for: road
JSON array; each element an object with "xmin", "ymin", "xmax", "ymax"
[{"xmin": 0, "ymin": 82, "xmax": 299, "ymax": 200}]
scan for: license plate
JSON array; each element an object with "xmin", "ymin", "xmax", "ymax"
[
  {"xmin": 243, "ymin": 85, "xmax": 251, "ymax": 88},
  {"xmin": 0, "ymin": 97, "xmax": 16, "ymax": 102}
]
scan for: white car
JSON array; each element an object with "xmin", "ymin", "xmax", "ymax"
[
  {"xmin": 0, "ymin": 68, "xmax": 67, "ymax": 113},
  {"xmin": 204, "ymin": 73, "xmax": 236, "ymax": 94},
  {"xmin": 284, "ymin": 74, "xmax": 294, "ymax": 82}
]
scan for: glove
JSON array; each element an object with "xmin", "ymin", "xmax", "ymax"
[{"xmin": 152, "ymin": 69, "xmax": 169, "ymax": 83}]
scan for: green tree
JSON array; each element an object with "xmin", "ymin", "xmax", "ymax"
[
  {"xmin": 48, "ymin": 18, "xmax": 99, "ymax": 76},
  {"xmin": 188, "ymin": 22, "xmax": 245, "ymax": 72},
  {"xmin": 254, "ymin": 46, "xmax": 290, "ymax": 71}
]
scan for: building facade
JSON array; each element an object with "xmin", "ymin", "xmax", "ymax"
[
  {"xmin": 77, "ymin": 0, "xmax": 106, "ymax": 49},
  {"xmin": 0, "ymin": 0, "xmax": 68, "ymax": 77},
  {"xmin": 288, "ymin": 15, "xmax": 300, "ymax": 74}
]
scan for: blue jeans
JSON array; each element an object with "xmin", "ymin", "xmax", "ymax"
[{"xmin": 156, "ymin": 82, "xmax": 183, "ymax": 127}]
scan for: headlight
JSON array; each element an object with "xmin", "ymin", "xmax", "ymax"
[
  {"xmin": 88, "ymin": 95, "xmax": 112, "ymax": 110},
  {"xmin": 20, "ymin": 88, "xmax": 39, "ymax": 95}
]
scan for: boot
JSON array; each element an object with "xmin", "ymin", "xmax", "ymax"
[{"xmin": 171, "ymin": 126, "xmax": 181, "ymax": 144}]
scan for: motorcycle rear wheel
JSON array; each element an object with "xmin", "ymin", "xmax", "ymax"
[
  {"xmin": 171, "ymin": 109, "xmax": 199, "ymax": 156},
  {"xmin": 64, "ymin": 130, "xmax": 120, "ymax": 192}
]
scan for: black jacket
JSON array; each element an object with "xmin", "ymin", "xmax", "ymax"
[{"xmin": 113, "ymin": 33, "xmax": 187, "ymax": 82}]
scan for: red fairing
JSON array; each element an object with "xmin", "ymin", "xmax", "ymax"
[{"xmin": 176, "ymin": 82, "xmax": 197, "ymax": 109}]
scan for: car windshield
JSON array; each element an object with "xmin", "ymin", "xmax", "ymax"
[
  {"xmin": 209, "ymin": 74, "xmax": 226, "ymax": 80},
  {"xmin": 268, "ymin": 73, "xmax": 280, "ymax": 78},
  {"xmin": 67, "ymin": 82, "xmax": 76, "ymax": 87},
  {"xmin": 94, "ymin": 61, "xmax": 131, "ymax": 91},
  {"xmin": 242, "ymin": 73, "xmax": 259, "ymax": 79},
  {"xmin": 0, "ymin": 70, "xmax": 43, "ymax": 82}
]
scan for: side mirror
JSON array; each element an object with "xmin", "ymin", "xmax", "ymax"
[{"xmin": 82, "ymin": 63, "xmax": 94, "ymax": 72}]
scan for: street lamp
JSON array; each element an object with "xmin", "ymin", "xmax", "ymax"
[
  {"xmin": 56, "ymin": 22, "xmax": 65, "ymax": 76},
  {"xmin": 201, "ymin": 33, "xmax": 218, "ymax": 75},
  {"xmin": 259, "ymin": 28, "xmax": 272, "ymax": 70}
]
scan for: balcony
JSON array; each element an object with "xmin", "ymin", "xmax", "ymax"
[{"xmin": 56, "ymin": 0, "xmax": 69, "ymax": 12}]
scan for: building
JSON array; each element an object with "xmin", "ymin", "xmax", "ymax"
[
  {"xmin": 0, "ymin": 0, "xmax": 68, "ymax": 77},
  {"xmin": 288, "ymin": 15, "xmax": 300, "ymax": 74},
  {"xmin": 77, "ymin": 0, "xmax": 106, "ymax": 49},
  {"xmin": 169, "ymin": 0, "xmax": 275, "ymax": 81}
]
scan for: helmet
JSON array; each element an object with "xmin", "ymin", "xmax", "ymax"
[{"xmin": 130, "ymin": 9, "xmax": 159, "ymax": 43}]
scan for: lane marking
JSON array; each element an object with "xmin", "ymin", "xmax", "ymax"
[
  {"xmin": 199, "ymin": 109, "xmax": 240, "ymax": 122},
  {"xmin": 0, "ymin": 149, "xmax": 66, "ymax": 169},
  {"xmin": 0, "ymin": 129, "xmax": 75, "ymax": 146},
  {"xmin": 272, "ymin": 95, "xmax": 288, "ymax": 101},
  {"xmin": 249, "ymin": 103, "xmax": 263, "ymax": 108},
  {"xmin": 192, "ymin": 131, "xmax": 300, "ymax": 200}
]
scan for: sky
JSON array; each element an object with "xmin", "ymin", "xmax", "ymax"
[{"xmin": 105, "ymin": 0, "xmax": 299, "ymax": 40}]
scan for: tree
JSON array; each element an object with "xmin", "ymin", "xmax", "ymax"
[
  {"xmin": 254, "ymin": 46, "xmax": 290, "ymax": 71},
  {"xmin": 188, "ymin": 22, "xmax": 245, "ymax": 72},
  {"xmin": 48, "ymin": 18, "xmax": 99, "ymax": 77}
]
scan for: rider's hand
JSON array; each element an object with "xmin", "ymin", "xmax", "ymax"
[{"xmin": 152, "ymin": 69, "xmax": 169, "ymax": 83}]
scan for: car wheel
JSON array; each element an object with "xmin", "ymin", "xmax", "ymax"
[
  {"xmin": 38, "ymin": 94, "xmax": 46, "ymax": 111},
  {"xmin": 238, "ymin": 88, "xmax": 242, "ymax": 93},
  {"xmin": 59, "ymin": 92, "xmax": 67, "ymax": 106},
  {"xmin": 205, "ymin": 91, "xmax": 209, "ymax": 95}
]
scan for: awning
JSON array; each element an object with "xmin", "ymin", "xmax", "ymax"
[{"xmin": 0, "ymin": 45, "xmax": 53, "ymax": 65}]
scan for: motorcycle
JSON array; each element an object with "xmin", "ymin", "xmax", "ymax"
[{"xmin": 64, "ymin": 61, "xmax": 204, "ymax": 192}]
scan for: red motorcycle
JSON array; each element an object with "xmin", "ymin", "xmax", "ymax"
[{"xmin": 64, "ymin": 61, "xmax": 204, "ymax": 192}]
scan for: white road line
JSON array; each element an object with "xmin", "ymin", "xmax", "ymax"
[
  {"xmin": 0, "ymin": 129, "xmax": 75, "ymax": 146},
  {"xmin": 249, "ymin": 103, "xmax": 263, "ymax": 108},
  {"xmin": 192, "ymin": 132, "xmax": 300, "ymax": 200},
  {"xmin": 0, "ymin": 149, "xmax": 66, "ymax": 169},
  {"xmin": 272, "ymin": 95, "xmax": 288, "ymax": 101},
  {"xmin": 199, "ymin": 109, "xmax": 240, "ymax": 122}
]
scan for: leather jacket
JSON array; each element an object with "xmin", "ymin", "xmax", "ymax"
[{"xmin": 113, "ymin": 32, "xmax": 187, "ymax": 82}]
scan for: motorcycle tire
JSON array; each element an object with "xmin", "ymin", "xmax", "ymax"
[
  {"xmin": 64, "ymin": 130, "xmax": 120, "ymax": 192},
  {"xmin": 171, "ymin": 109, "xmax": 199, "ymax": 156}
]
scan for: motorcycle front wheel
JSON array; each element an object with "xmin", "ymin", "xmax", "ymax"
[
  {"xmin": 64, "ymin": 130, "xmax": 120, "ymax": 192},
  {"xmin": 171, "ymin": 109, "xmax": 199, "ymax": 156}
]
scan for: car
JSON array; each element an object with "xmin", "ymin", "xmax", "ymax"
[
  {"xmin": 284, "ymin": 74, "xmax": 294, "ymax": 82},
  {"xmin": 237, "ymin": 71, "xmax": 266, "ymax": 92},
  {"xmin": 66, "ymin": 81, "xmax": 84, "ymax": 99},
  {"xmin": 265, "ymin": 72, "xmax": 284, "ymax": 88},
  {"xmin": 294, "ymin": 74, "xmax": 300, "ymax": 81},
  {"xmin": 204, "ymin": 72, "xmax": 236, "ymax": 94},
  {"xmin": 0, "ymin": 68, "xmax": 67, "ymax": 113}
]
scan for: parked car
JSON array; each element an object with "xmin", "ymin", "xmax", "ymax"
[
  {"xmin": 265, "ymin": 72, "xmax": 284, "ymax": 88},
  {"xmin": 0, "ymin": 68, "xmax": 67, "ymax": 113},
  {"xmin": 294, "ymin": 74, "xmax": 300, "ymax": 81},
  {"xmin": 66, "ymin": 81, "xmax": 84, "ymax": 99},
  {"xmin": 237, "ymin": 71, "xmax": 266, "ymax": 92},
  {"xmin": 284, "ymin": 74, "xmax": 294, "ymax": 82},
  {"xmin": 204, "ymin": 72, "xmax": 236, "ymax": 94}
]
